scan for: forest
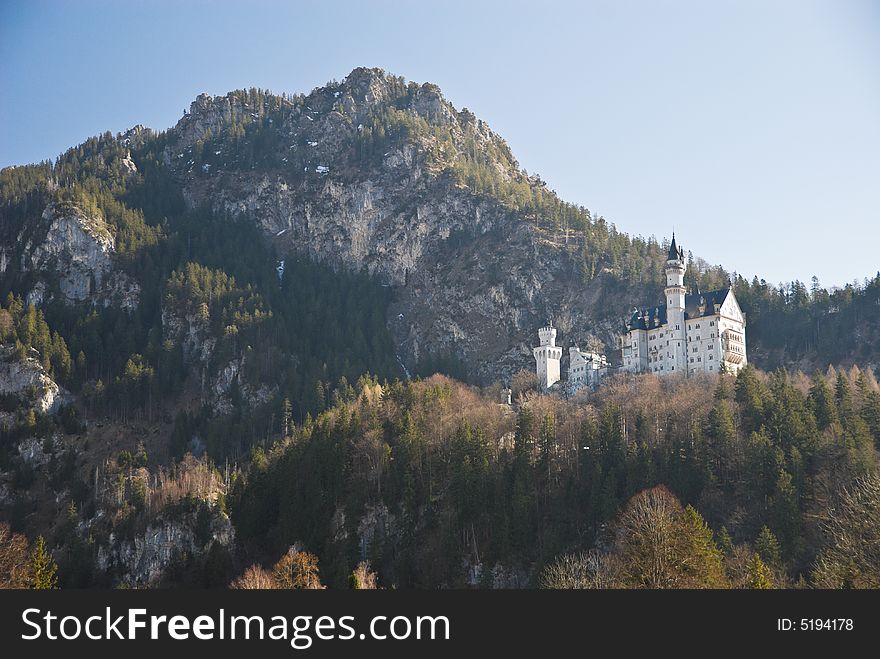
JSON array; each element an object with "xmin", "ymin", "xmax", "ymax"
[{"xmin": 219, "ymin": 366, "xmax": 880, "ymax": 589}]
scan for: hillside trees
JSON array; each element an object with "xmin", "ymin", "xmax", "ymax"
[{"xmin": 229, "ymin": 367, "xmax": 879, "ymax": 589}]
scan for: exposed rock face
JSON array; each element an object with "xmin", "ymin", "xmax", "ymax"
[
  {"xmin": 356, "ymin": 502, "xmax": 397, "ymax": 561},
  {"xmin": 169, "ymin": 68, "xmax": 619, "ymax": 383},
  {"xmin": 10, "ymin": 201, "xmax": 141, "ymax": 310},
  {"xmin": 161, "ymin": 306, "xmax": 215, "ymax": 367},
  {"xmin": 23, "ymin": 202, "xmax": 115, "ymax": 302},
  {"xmin": 210, "ymin": 357, "xmax": 274, "ymax": 414},
  {"xmin": 0, "ymin": 344, "xmax": 69, "ymax": 418},
  {"xmin": 17, "ymin": 436, "xmax": 54, "ymax": 468},
  {"xmin": 96, "ymin": 507, "xmax": 234, "ymax": 587}
]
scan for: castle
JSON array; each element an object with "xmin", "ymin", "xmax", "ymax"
[{"xmin": 534, "ymin": 234, "xmax": 747, "ymax": 392}]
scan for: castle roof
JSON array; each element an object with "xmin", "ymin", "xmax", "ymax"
[
  {"xmin": 667, "ymin": 234, "xmax": 683, "ymax": 261},
  {"xmin": 684, "ymin": 288, "xmax": 729, "ymax": 319},
  {"xmin": 627, "ymin": 288, "xmax": 731, "ymax": 331}
]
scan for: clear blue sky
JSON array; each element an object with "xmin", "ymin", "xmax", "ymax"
[{"xmin": 2, "ymin": 0, "xmax": 878, "ymax": 288}]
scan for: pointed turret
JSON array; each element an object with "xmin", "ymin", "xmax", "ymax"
[{"xmin": 667, "ymin": 233, "xmax": 681, "ymax": 261}]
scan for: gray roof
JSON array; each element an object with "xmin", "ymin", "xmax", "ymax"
[{"xmin": 628, "ymin": 288, "xmax": 730, "ymax": 331}]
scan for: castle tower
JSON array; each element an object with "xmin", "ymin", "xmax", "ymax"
[
  {"xmin": 664, "ymin": 234, "xmax": 687, "ymax": 372},
  {"xmin": 534, "ymin": 322, "xmax": 562, "ymax": 390}
]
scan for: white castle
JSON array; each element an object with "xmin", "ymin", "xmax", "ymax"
[{"xmin": 534, "ymin": 234, "xmax": 747, "ymax": 392}]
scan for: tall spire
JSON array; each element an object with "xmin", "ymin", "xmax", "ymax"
[{"xmin": 667, "ymin": 232, "xmax": 680, "ymax": 261}]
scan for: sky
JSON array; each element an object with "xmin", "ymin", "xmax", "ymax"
[{"xmin": 1, "ymin": 0, "xmax": 878, "ymax": 288}]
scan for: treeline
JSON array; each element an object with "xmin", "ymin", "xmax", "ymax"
[
  {"xmin": 228, "ymin": 367, "xmax": 879, "ymax": 588},
  {"xmin": 733, "ymin": 272, "xmax": 880, "ymax": 369}
]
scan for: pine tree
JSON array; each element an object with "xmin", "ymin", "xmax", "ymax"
[
  {"xmin": 29, "ymin": 536, "xmax": 58, "ymax": 589},
  {"xmin": 809, "ymin": 372, "xmax": 838, "ymax": 431},
  {"xmin": 770, "ymin": 471, "xmax": 800, "ymax": 559},
  {"xmin": 681, "ymin": 505, "xmax": 728, "ymax": 588},
  {"xmin": 717, "ymin": 526, "xmax": 734, "ymax": 556},
  {"xmin": 538, "ymin": 413, "xmax": 555, "ymax": 497},
  {"xmin": 755, "ymin": 526, "xmax": 782, "ymax": 569},
  {"xmin": 836, "ymin": 372, "xmax": 856, "ymax": 431},
  {"xmin": 860, "ymin": 389, "xmax": 880, "ymax": 443},
  {"xmin": 747, "ymin": 553, "xmax": 774, "ymax": 589}
]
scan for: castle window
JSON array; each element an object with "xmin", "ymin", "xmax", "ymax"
[
  {"xmin": 709, "ymin": 355, "xmax": 713, "ymax": 360},
  {"xmin": 696, "ymin": 324, "xmax": 700, "ymax": 329},
  {"xmin": 709, "ymin": 366, "xmax": 713, "ymax": 371},
  {"xmin": 676, "ymin": 324, "xmax": 680, "ymax": 330},
  {"xmin": 698, "ymin": 357, "xmax": 702, "ymax": 362},
  {"xmin": 690, "ymin": 358, "xmax": 694, "ymax": 363},
  {"xmin": 710, "ymin": 321, "xmax": 714, "ymax": 326}
]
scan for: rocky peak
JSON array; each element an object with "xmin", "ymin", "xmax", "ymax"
[
  {"xmin": 120, "ymin": 124, "xmax": 153, "ymax": 149},
  {"xmin": 341, "ymin": 66, "xmax": 395, "ymax": 106}
]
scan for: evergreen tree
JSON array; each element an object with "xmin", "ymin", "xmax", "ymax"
[
  {"xmin": 770, "ymin": 471, "xmax": 800, "ymax": 560},
  {"xmin": 747, "ymin": 553, "xmax": 774, "ymax": 589},
  {"xmin": 29, "ymin": 536, "xmax": 58, "ymax": 589},
  {"xmin": 755, "ymin": 526, "xmax": 782, "ymax": 569},
  {"xmin": 809, "ymin": 372, "xmax": 838, "ymax": 431}
]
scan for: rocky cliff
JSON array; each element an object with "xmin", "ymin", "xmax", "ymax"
[
  {"xmin": 159, "ymin": 68, "xmax": 631, "ymax": 382},
  {"xmin": 95, "ymin": 506, "xmax": 234, "ymax": 587},
  {"xmin": 0, "ymin": 344, "xmax": 69, "ymax": 419},
  {"xmin": 4, "ymin": 201, "xmax": 140, "ymax": 311}
]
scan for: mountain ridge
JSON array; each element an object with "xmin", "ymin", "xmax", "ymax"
[{"xmin": 2, "ymin": 67, "xmax": 879, "ymax": 386}]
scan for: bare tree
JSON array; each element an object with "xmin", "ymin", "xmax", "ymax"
[
  {"xmin": 230, "ymin": 564, "xmax": 277, "ymax": 589},
  {"xmin": 0, "ymin": 523, "xmax": 32, "ymax": 589},
  {"xmin": 812, "ymin": 475, "xmax": 880, "ymax": 588},
  {"xmin": 272, "ymin": 547, "xmax": 323, "ymax": 589},
  {"xmin": 540, "ymin": 550, "xmax": 618, "ymax": 589},
  {"xmin": 613, "ymin": 486, "xmax": 728, "ymax": 588},
  {"xmin": 350, "ymin": 561, "xmax": 378, "ymax": 589}
]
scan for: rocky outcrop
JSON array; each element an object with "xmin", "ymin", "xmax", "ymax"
[
  {"xmin": 96, "ymin": 506, "xmax": 234, "ymax": 587},
  {"xmin": 161, "ymin": 306, "xmax": 215, "ymax": 367},
  {"xmin": 22, "ymin": 201, "xmax": 115, "ymax": 302},
  {"xmin": 11, "ymin": 201, "xmax": 140, "ymax": 310},
  {"xmin": 210, "ymin": 357, "xmax": 274, "ymax": 414},
  {"xmin": 0, "ymin": 344, "xmax": 69, "ymax": 418}
]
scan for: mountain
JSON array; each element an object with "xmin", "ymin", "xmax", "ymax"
[
  {"xmin": 1, "ymin": 68, "xmax": 709, "ymax": 387},
  {"xmin": 2, "ymin": 67, "xmax": 879, "ymax": 588},
  {"xmin": 5, "ymin": 68, "xmax": 878, "ymax": 388}
]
